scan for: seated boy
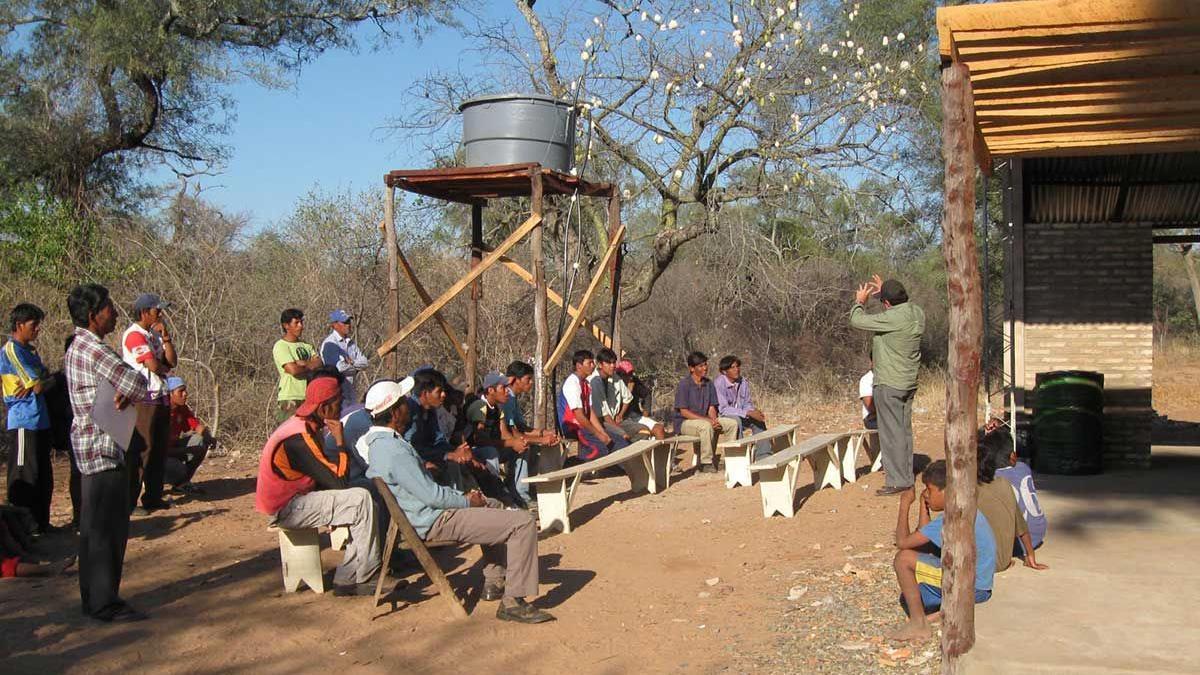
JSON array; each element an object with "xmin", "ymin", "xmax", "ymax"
[
  {"xmin": 673, "ymin": 352, "xmax": 737, "ymax": 473},
  {"xmin": 465, "ymin": 371, "xmax": 529, "ymax": 506},
  {"xmin": 714, "ymin": 355, "xmax": 771, "ymax": 459},
  {"xmin": 987, "ymin": 429, "xmax": 1049, "ymax": 559},
  {"xmin": 559, "ymin": 350, "xmax": 623, "ymax": 461},
  {"xmin": 164, "ymin": 377, "xmax": 212, "ymax": 495},
  {"xmin": 890, "ymin": 460, "xmax": 996, "ymax": 641},
  {"xmin": 613, "ymin": 360, "xmax": 665, "ymax": 440},
  {"xmin": 589, "ymin": 349, "xmax": 638, "ymax": 443},
  {"xmin": 502, "ymin": 361, "xmax": 559, "ymax": 506}
]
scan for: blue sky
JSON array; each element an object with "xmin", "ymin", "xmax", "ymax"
[{"xmin": 176, "ymin": 19, "xmax": 484, "ymax": 230}]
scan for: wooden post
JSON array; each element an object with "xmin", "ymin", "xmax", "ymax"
[
  {"xmin": 531, "ymin": 171, "xmax": 550, "ymax": 429},
  {"xmin": 940, "ymin": 60, "xmax": 983, "ymax": 672},
  {"xmin": 607, "ymin": 191, "xmax": 624, "ymax": 356},
  {"xmin": 384, "ymin": 184, "xmax": 400, "ymax": 377},
  {"xmin": 466, "ymin": 204, "xmax": 483, "ymax": 391}
]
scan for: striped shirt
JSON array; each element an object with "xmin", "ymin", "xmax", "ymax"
[{"xmin": 65, "ymin": 327, "xmax": 148, "ymax": 475}]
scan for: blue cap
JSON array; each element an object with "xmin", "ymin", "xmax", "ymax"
[
  {"xmin": 481, "ymin": 371, "xmax": 507, "ymax": 390},
  {"xmin": 329, "ymin": 309, "xmax": 352, "ymax": 323},
  {"xmin": 133, "ymin": 293, "xmax": 171, "ymax": 314},
  {"xmin": 165, "ymin": 376, "xmax": 186, "ymax": 392}
]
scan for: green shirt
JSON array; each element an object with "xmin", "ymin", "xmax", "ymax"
[
  {"xmin": 273, "ymin": 339, "xmax": 316, "ymax": 402},
  {"xmin": 849, "ymin": 301, "xmax": 925, "ymax": 391}
]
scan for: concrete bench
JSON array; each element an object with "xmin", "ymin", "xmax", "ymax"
[
  {"xmin": 717, "ymin": 424, "xmax": 797, "ymax": 489},
  {"xmin": 748, "ymin": 433, "xmax": 845, "ymax": 518},
  {"xmin": 269, "ymin": 525, "xmax": 351, "ymax": 594},
  {"xmin": 523, "ymin": 438, "xmax": 662, "ymax": 533},
  {"xmin": 839, "ymin": 429, "xmax": 881, "ymax": 483}
]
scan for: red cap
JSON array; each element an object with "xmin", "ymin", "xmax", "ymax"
[
  {"xmin": 615, "ymin": 359, "xmax": 634, "ymax": 375},
  {"xmin": 295, "ymin": 376, "xmax": 342, "ymax": 417}
]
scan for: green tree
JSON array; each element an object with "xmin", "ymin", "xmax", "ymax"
[{"xmin": 0, "ymin": 0, "xmax": 456, "ymax": 205}]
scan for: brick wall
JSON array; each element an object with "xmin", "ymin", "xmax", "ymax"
[{"xmin": 1021, "ymin": 221, "xmax": 1153, "ymax": 468}]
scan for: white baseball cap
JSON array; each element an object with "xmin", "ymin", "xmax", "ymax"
[{"xmin": 364, "ymin": 376, "xmax": 414, "ymax": 416}]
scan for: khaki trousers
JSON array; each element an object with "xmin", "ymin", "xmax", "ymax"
[
  {"xmin": 679, "ymin": 417, "xmax": 739, "ymax": 464},
  {"xmin": 425, "ymin": 502, "xmax": 539, "ymax": 599},
  {"xmin": 274, "ymin": 487, "xmax": 381, "ymax": 586}
]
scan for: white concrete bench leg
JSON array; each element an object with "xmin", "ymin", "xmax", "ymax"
[
  {"xmin": 647, "ymin": 443, "xmax": 673, "ymax": 494},
  {"xmin": 808, "ymin": 442, "xmax": 843, "ymax": 491},
  {"xmin": 724, "ymin": 446, "xmax": 755, "ymax": 489},
  {"xmin": 869, "ymin": 436, "xmax": 882, "ymax": 473},
  {"xmin": 534, "ymin": 473, "xmax": 583, "ymax": 534},
  {"xmin": 757, "ymin": 458, "xmax": 802, "ymax": 518},
  {"xmin": 329, "ymin": 526, "xmax": 350, "ymax": 551},
  {"xmin": 621, "ymin": 452, "xmax": 652, "ymax": 493},
  {"xmin": 277, "ymin": 527, "xmax": 325, "ymax": 594},
  {"xmin": 841, "ymin": 435, "xmax": 862, "ymax": 484}
]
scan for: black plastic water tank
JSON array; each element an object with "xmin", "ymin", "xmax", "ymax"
[{"xmin": 1032, "ymin": 370, "xmax": 1104, "ymax": 475}]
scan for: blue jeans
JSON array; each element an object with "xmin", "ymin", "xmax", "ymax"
[{"xmin": 473, "ymin": 445, "xmax": 532, "ymax": 505}]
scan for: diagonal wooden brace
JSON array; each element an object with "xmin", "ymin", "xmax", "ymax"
[
  {"xmin": 377, "ymin": 214, "xmax": 542, "ymax": 357},
  {"xmin": 542, "ymin": 224, "xmax": 626, "ymax": 376},
  {"xmin": 497, "ymin": 255, "xmax": 615, "ymax": 350},
  {"xmin": 394, "ymin": 243, "xmax": 469, "ymax": 363}
]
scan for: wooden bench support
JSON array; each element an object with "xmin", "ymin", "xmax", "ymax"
[
  {"xmin": 719, "ymin": 425, "xmax": 797, "ymax": 489},
  {"xmin": 329, "ymin": 526, "xmax": 349, "ymax": 551},
  {"xmin": 814, "ymin": 439, "xmax": 844, "ymax": 491},
  {"xmin": 533, "ymin": 472, "xmax": 584, "ymax": 534},
  {"xmin": 663, "ymin": 435, "xmax": 699, "ymax": 490},
  {"xmin": 273, "ymin": 526, "xmax": 326, "ymax": 594},
  {"xmin": 755, "ymin": 457, "xmax": 804, "ymax": 518},
  {"xmin": 840, "ymin": 430, "xmax": 881, "ymax": 483},
  {"xmin": 525, "ymin": 438, "xmax": 660, "ymax": 533}
]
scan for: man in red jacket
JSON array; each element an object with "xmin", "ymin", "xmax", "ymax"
[{"xmin": 255, "ymin": 376, "xmax": 380, "ymax": 596}]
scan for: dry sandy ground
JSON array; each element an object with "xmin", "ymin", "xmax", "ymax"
[{"xmin": 0, "ymin": 399, "xmax": 955, "ymax": 674}]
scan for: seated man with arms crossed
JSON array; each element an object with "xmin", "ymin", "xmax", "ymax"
[
  {"xmin": 465, "ymin": 371, "xmax": 531, "ymax": 505},
  {"xmin": 673, "ymin": 351, "xmax": 737, "ymax": 473},
  {"xmin": 363, "ymin": 377, "xmax": 553, "ymax": 624},
  {"xmin": 255, "ymin": 375, "xmax": 381, "ymax": 596}
]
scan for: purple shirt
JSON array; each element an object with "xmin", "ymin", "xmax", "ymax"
[
  {"xmin": 714, "ymin": 373, "xmax": 755, "ymax": 418},
  {"xmin": 673, "ymin": 375, "xmax": 718, "ymax": 433}
]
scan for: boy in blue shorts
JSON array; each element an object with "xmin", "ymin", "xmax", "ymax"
[{"xmin": 890, "ymin": 459, "xmax": 997, "ymax": 641}]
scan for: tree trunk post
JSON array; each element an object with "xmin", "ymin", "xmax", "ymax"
[
  {"xmin": 531, "ymin": 170, "xmax": 549, "ymax": 428},
  {"xmin": 384, "ymin": 184, "xmax": 400, "ymax": 377},
  {"xmin": 940, "ymin": 60, "xmax": 983, "ymax": 673},
  {"xmin": 608, "ymin": 191, "xmax": 624, "ymax": 356},
  {"xmin": 465, "ymin": 204, "xmax": 483, "ymax": 391}
]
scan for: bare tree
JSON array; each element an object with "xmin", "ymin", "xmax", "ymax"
[{"xmin": 401, "ymin": 0, "xmax": 937, "ymax": 309}]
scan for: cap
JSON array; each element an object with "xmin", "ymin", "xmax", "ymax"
[
  {"xmin": 364, "ymin": 377, "xmax": 414, "ymax": 416},
  {"xmin": 481, "ymin": 371, "xmax": 507, "ymax": 390},
  {"xmin": 295, "ymin": 376, "xmax": 343, "ymax": 417},
  {"xmin": 878, "ymin": 279, "xmax": 909, "ymax": 305},
  {"xmin": 165, "ymin": 376, "xmax": 186, "ymax": 392},
  {"xmin": 133, "ymin": 293, "xmax": 171, "ymax": 314},
  {"xmin": 615, "ymin": 359, "xmax": 634, "ymax": 375},
  {"xmin": 329, "ymin": 309, "xmax": 352, "ymax": 323}
]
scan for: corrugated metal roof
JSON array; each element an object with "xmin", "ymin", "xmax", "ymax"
[{"xmin": 1025, "ymin": 153, "xmax": 1200, "ymax": 224}]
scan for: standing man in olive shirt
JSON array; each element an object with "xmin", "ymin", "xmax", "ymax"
[{"xmin": 850, "ymin": 276, "xmax": 925, "ymax": 496}]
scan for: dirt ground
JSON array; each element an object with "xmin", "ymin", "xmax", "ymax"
[{"xmin": 13, "ymin": 348, "xmax": 1190, "ymax": 675}]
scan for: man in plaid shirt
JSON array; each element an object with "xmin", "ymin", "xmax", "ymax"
[{"xmin": 64, "ymin": 284, "xmax": 149, "ymax": 623}]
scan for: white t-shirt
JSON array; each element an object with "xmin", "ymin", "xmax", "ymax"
[
  {"xmin": 858, "ymin": 370, "xmax": 875, "ymax": 421},
  {"xmin": 562, "ymin": 373, "xmax": 585, "ymax": 410}
]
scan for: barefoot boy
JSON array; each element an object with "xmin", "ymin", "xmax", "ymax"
[{"xmin": 890, "ymin": 460, "xmax": 997, "ymax": 641}]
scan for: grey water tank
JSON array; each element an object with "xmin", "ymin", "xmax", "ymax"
[{"xmin": 459, "ymin": 93, "xmax": 577, "ymax": 173}]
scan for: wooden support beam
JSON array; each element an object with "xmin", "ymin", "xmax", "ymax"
[
  {"xmin": 376, "ymin": 213, "xmax": 543, "ymax": 358},
  {"xmin": 497, "ymin": 256, "xmax": 615, "ymax": 349},
  {"xmin": 466, "ymin": 205, "xmax": 483, "ymax": 391},
  {"xmin": 543, "ymin": 224, "xmax": 627, "ymax": 377},
  {"xmin": 940, "ymin": 60, "xmax": 984, "ymax": 671},
  {"xmin": 393, "ymin": 243, "xmax": 469, "ymax": 363},
  {"xmin": 531, "ymin": 170, "xmax": 550, "ymax": 429},
  {"xmin": 384, "ymin": 186, "xmax": 400, "ymax": 377},
  {"xmin": 607, "ymin": 192, "xmax": 624, "ymax": 356}
]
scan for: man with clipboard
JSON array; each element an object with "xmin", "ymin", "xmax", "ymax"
[{"xmin": 64, "ymin": 284, "xmax": 150, "ymax": 623}]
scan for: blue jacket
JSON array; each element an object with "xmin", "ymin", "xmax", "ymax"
[
  {"xmin": 364, "ymin": 426, "xmax": 468, "ymax": 539},
  {"xmin": 403, "ymin": 397, "xmax": 454, "ymax": 463}
]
